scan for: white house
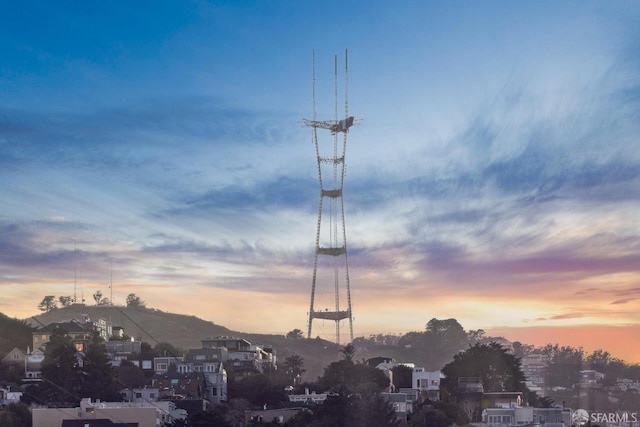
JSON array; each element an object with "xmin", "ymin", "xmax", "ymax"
[{"xmin": 412, "ymin": 367, "xmax": 444, "ymax": 401}]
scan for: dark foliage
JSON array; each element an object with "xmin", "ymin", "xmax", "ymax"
[
  {"xmin": 0, "ymin": 313, "xmax": 35, "ymax": 356},
  {"xmin": 228, "ymin": 373, "xmax": 288, "ymax": 406},
  {"xmin": 188, "ymin": 406, "xmax": 232, "ymax": 427},
  {"xmin": 285, "ymin": 386, "xmax": 400, "ymax": 427},
  {"xmin": 318, "ymin": 360, "xmax": 390, "ymax": 393},
  {"xmin": 0, "ymin": 402, "xmax": 32, "ymax": 427},
  {"xmin": 79, "ymin": 333, "xmax": 122, "ymax": 402},
  {"xmin": 391, "ymin": 365, "xmax": 413, "ymax": 389},
  {"xmin": 442, "ymin": 342, "xmax": 527, "ymax": 394}
]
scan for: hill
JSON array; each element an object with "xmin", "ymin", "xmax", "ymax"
[{"xmin": 27, "ymin": 304, "xmax": 345, "ymax": 380}]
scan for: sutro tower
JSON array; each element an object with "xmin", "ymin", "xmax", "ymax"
[{"xmin": 302, "ymin": 49, "xmax": 355, "ymax": 344}]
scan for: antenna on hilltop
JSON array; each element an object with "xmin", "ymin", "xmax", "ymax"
[
  {"xmin": 73, "ymin": 240, "xmax": 77, "ymax": 303},
  {"xmin": 110, "ymin": 261, "xmax": 113, "ymax": 305}
]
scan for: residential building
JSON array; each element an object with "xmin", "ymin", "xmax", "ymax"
[
  {"xmin": 452, "ymin": 377, "xmax": 484, "ymax": 422},
  {"xmin": 482, "ymin": 405, "xmax": 571, "ymax": 427},
  {"xmin": 153, "ymin": 348, "xmax": 227, "ymax": 404},
  {"xmin": 576, "ymin": 369, "xmax": 605, "ymax": 389},
  {"xmin": 614, "ymin": 378, "xmax": 640, "ymax": 392},
  {"xmin": 288, "ymin": 388, "xmax": 329, "ymax": 404},
  {"xmin": 32, "ymin": 320, "xmax": 95, "ymax": 352},
  {"xmin": 103, "ymin": 340, "xmax": 142, "ymax": 366},
  {"xmin": 244, "ymin": 408, "xmax": 304, "ymax": 426},
  {"xmin": 24, "ymin": 348, "xmax": 45, "ymax": 382},
  {"xmin": 201, "ymin": 336, "xmax": 275, "ymax": 378},
  {"xmin": 482, "ymin": 392, "xmax": 523, "ymax": 409},
  {"xmin": 0, "ymin": 347, "xmax": 26, "ymax": 376},
  {"xmin": 520, "ymin": 353, "xmax": 548, "ymax": 393},
  {"xmin": 0, "ymin": 384, "xmax": 23, "ymax": 405},
  {"xmin": 412, "ymin": 367, "xmax": 443, "ymax": 401},
  {"xmin": 32, "ymin": 397, "xmax": 174, "ymax": 427},
  {"xmin": 122, "ymin": 387, "xmax": 160, "ymax": 403},
  {"xmin": 152, "ymin": 372, "xmax": 206, "ymax": 400},
  {"xmin": 381, "ymin": 392, "xmax": 411, "ymax": 424},
  {"xmin": 201, "ymin": 337, "xmax": 251, "ymax": 351}
]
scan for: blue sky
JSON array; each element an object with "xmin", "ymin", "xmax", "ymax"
[{"xmin": 2, "ymin": 1, "xmax": 640, "ymax": 357}]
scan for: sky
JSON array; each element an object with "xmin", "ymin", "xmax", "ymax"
[{"xmin": 1, "ymin": 1, "xmax": 640, "ymax": 362}]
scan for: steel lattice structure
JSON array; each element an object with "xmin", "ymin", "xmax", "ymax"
[{"xmin": 302, "ymin": 50, "xmax": 355, "ymax": 344}]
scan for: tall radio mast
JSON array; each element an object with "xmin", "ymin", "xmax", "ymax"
[{"xmin": 302, "ymin": 49, "xmax": 356, "ymax": 344}]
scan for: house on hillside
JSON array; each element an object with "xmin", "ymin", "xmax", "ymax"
[
  {"xmin": 103, "ymin": 340, "xmax": 142, "ymax": 366},
  {"xmin": 32, "ymin": 397, "xmax": 173, "ymax": 427},
  {"xmin": 482, "ymin": 391, "xmax": 523, "ymax": 409},
  {"xmin": 152, "ymin": 372, "xmax": 206, "ymax": 400},
  {"xmin": 412, "ymin": 367, "xmax": 444, "ymax": 401},
  {"xmin": 153, "ymin": 349, "xmax": 227, "ymax": 404},
  {"xmin": 1, "ymin": 347, "xmax": 26, "ymax": 376},
  {"xmin": 0, "ymin": 384, "xmax": 23, "ymax": 405},
  {"xmin": 576, "ymin": 369, "xmax": 605, "ymax": 389},
  {"xmin": 200, "ymin": 336, "xmax": 276, "ymax": 378},
  {"xmin": 482, "ymin": 404, "xmax": 571, "ymax": 427},
  {"xmin": 32, "ymin": 320, "xmax": 95, "ymax": 352},
  {"xmin": 520, "ymin": 353, "xmax": 548, "ymax": 394},
  {"xmin": 24, "ymin": 348, "xmax": 45, "ymax": 382}
]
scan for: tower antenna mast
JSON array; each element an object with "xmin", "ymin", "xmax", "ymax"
[{"xmin": 302, "ymin": 49, "xmax": 356, "ymax": 344}]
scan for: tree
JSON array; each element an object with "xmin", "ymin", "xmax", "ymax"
[
  {"xmin": 318, "ymin": 360, "xmax": 390, "ymax": 393},
  {"xmin": 0, "ymin": 313, "xmax": 35, "ymax": 356},
  {"xmin": 358, "ymin": 394, "xmax": 402, "ymax": 427},
  {"xmin": 282, "ymin": 354, "xmax": 305, "ymax": 384},
  {"xmin": 0, "ymin": 403, "xmax": 31, "ymax": 427},
  {"xmin": 398, "ymin": 318, "xmax": 471, "ymax": 370},
  {"xmin": 410, "ymin": 408, "xmax": 452, "ymax": 427},
  {"xmin": 391, "ymin": 365, "xmax": 413, "ymax": 389},
  {"xmin": 37, "ymin": 295, "xmax": 58, "ymax": 312},
  {"xmin": 306, "ymin": 387, "xmax": 356, "ymax": 427},
  {"xmin": 425, "ymin": 318, "xmax": 468, "ymax": 355},
  {"xmin": 228, "ymin": 374, "xmax": 287, "ymax": 406},
  {"xmin": 116, "ymin": 360, "xmax": 147, "ymax": 389},
  {"xmin": 340, "ymin": 343, "xmax": 356, "ymax": 362},
  {"xmin": 58, "ymin": 296, "xmax": 73, "ymax": 307},
  {"xmin": 286, "ymin": 386, "xmax": 400, "ymax": 427},
  {"xmin": 154, "ymin": 342, "xmax": 183, "ymax": 358},
  {"xmin": 126, "ymin": 293, "xmax": 146, "ymax": 308},
  {"xmin": 286, "ymin": 328, "xmax": 304, "ymax": 339},
  {"xmin": 25, "ymin": 327, "xmax": 82, "ymax": 406},
  {"xmin": 441, "ymin": 342, "xmax": 527, "ymax": 395},
  {"xmin": 188, "ymin": 406, "xmax": 232, "ymax": 427},
  {"xmin": 93, "ymin": 291, "xmax": 103, "ymax": 305},
  {"xmin": 541, "ymin": 344, "xmax": 583, "ymax": 388},
  {"xmin": 92, "ymin": 291, "xmax": 109, "ymax": 305},
  {"xmin": 79, "ymin": 333, "xmax": 122, "ymax": 402}
]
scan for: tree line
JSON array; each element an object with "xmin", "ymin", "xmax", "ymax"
[{"xmin": 37, "ymin": 293, "xmax": 146, "ymax": 312}]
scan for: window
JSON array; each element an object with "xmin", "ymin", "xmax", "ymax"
[
  {"xmin": 135, "ymin": 392, "xmax": 142, "ymax": 398},
  {"xmin": 157, "ymin": 363, "xmax": 167, "ymax": 370}
]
